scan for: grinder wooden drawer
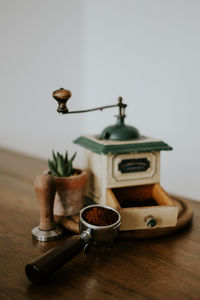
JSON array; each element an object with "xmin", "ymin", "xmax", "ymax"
[{"xmin": 106, "ymin": 183, "xmax": 178, "ymax": 231}]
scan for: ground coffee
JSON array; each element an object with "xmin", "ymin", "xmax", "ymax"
[{"xmin": 82, "ymin": 207, "xmax": 118, "ymax": 226}]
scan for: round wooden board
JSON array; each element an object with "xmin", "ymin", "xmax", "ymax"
[
  {"xmin": 55, "ymin": 196, "xmax": 193, "ymax": 240},
  {"xmin": 118, "ymin": 196, "xmax": 193, "ymax": 240}
]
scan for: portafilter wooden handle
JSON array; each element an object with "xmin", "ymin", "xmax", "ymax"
[
  {"xmin": 34, "ymin": 174, "xmax": 56, "ymax": 231},
  {"xmin": 25, "ymin": 234, "xmax": 88, "ymax": 284}
]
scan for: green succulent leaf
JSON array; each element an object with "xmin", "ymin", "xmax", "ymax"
[
  {"xmin": 66, "ymin": 162, "xmax": 73, "ymax": 177},
  {"xmin": 52, "ymin": 150, "xmax": 57, "ymax": 167},
  {"xmin": 68, "ymin": 152, "xmax": 77, "ymax": 165},
  {"xmin": 48, "ymin": 159, "xmax": 60, "ymax": 177},
  {"xmin": 57, "ymin": 152, "xmax": 64, "ymax": 176},
  {"xmin": 64, "ymin": 151, "xmax": 68, "ymax": 164},
  {"xmin": 48, "ymin": 150, "xmax": 77, "ymax": 177}
]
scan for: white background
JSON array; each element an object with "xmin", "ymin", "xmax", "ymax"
[{"xmin": 0, "ymin": 0, "xmax": 199, "ymax": 201}]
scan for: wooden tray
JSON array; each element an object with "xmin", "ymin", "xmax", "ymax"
[{"xmin": 54, "ymin": 196, "xmax": 193, "ymax": 240}]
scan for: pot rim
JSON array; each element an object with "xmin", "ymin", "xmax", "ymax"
[{"xmin": 48, "ymin": 168, "xmax": 87, "ymax": 180}]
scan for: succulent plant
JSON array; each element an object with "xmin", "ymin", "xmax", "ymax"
[{"xmin": 48, "ymin": 150, "xmax": 77, "ymax": 177}]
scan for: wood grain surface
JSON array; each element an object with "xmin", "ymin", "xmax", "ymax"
[{"xmin": 0, "ymin": 148, "xmax": 200, "ymax": 300}]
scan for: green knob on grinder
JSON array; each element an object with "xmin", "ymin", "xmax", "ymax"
[{"xmin": 146, "ymin": 217, "xmax": 157, "ymax": 228}]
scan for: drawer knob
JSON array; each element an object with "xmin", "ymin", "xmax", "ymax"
[{"xmin": 145, "ymin": 216, "xmax": 157, "ymax": 228}]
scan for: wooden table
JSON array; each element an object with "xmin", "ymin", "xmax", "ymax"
[{"xmin": 0, "ymin": 148, "xmax": 200, "ymax": 300}]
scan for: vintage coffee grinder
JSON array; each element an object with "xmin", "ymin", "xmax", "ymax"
[{"xmin": 52, "ymin": 88, "xmax": 178, "ymax": 231}]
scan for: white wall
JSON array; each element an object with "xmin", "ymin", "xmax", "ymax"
[
  {"xmin": 0, "ymin": 0, "xmax": 87, "ymax": 162},
  {"xmin": 0, "ymin": 0, "xmax": 200, "ymax": 201}
]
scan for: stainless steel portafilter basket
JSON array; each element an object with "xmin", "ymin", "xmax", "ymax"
[
  {"xmin": 80, "ymin": 204, "xmax": 121, "ymax": 244},
  {"xmin": 25, "ymin": 204, "xmax": 121, "ymax": 284}
]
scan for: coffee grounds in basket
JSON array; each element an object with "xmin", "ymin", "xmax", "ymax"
[{"xmin": 83, "ymin": 207, "xmax": 118, "ymax": 226}]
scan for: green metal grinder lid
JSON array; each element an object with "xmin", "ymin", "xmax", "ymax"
[{"xmin": 100, "ymin": 115, "xmax": 140, "ymax": 141}]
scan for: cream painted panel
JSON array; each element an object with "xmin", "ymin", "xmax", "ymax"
[
  {"xmin": 107, "ymin": 152, "xmax": 160, "ymax": 188},
  {"xmin": 85, "ymin": 150, "xmax": 161, "ymax": 202},
  {"xmin": 85, "ymin": 150, "xmax": 107, "ymax": 204},
  {"xmin": 120, "ymin": 206, "xmax": 178, "ymax": 231},
  {"xmin": 113, "ymin": 152, "xmax": 156, "ymax": 181}
]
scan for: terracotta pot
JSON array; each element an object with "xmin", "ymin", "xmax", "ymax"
[{"xmin": 53, "ymin": 169, "xmax": 88, "ymax": 217}]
